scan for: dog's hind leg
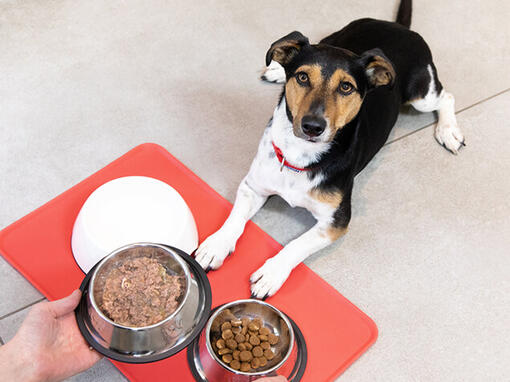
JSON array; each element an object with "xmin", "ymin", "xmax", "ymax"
[
  {"xmin": 195, "ymin": 178, "xmax": 268, "ymax": 270},
  {"xmin": 260, "ymin": 60, "xmax": 286, "ymax": 83},
  {"xmin": 408, "ymin": 64, "xmax": 465, "ymax": 154}
]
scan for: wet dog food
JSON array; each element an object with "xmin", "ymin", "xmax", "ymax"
[
  {"xmin": 211, "ymin": 314, "xmax": 280, "ymax": 372},
  {"xmin": 96, "ymin": 256, "xmax": 185, "ymax": 327}
]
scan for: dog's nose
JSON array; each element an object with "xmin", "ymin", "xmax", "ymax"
[{"xmin": 301, "ymin": 115, "xmax": 326, "ymax": 137}]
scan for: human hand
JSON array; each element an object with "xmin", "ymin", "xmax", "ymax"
[
  {"xmin": 0, "ymin": 290, "xmax": 101, "ymax": 382},
  {"xmin": 255, "ymin": 377, "xmax": 288, "ymax": 382}
]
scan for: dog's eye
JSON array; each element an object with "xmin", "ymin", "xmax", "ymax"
[
  {"xmin": 339, "ymin": 81, "xmax": 354, "ymax": 95},
  {"xmin": 296, "ymin": 72, "xmax": 309, "ymax": 85}
]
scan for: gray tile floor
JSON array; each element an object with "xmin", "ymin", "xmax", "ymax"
[{"xmin": 1, "ymin": 1, "xmax": 509, "ymax": 381}]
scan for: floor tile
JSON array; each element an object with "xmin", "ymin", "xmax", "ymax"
[
  {"xmin": 68, "ymin": 359, "xmax": 127, "ymax": 382},
  {"xmin": 0, "ymin": 302, "xmax": 126, "ymax": 381},
  {"xmin": 0, "ymin": 257, "xmax": 43, "ymax": 317}
]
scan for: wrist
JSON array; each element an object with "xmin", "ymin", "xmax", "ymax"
[{"xmin": 0, "ymin": 339, "xmax": 43, "ymax": 382}]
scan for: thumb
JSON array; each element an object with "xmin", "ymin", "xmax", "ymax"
[{"xmin": 48, "ymin": 289, "xmax": 82, "ymax": 317}]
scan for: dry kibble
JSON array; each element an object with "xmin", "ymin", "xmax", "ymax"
[
  {"xmin": 221, "ymin": 322, "xmax": 232, "ymax": 331},
  {"xmin": 259, "ymin": 327, "xmax": 270, "ymax": 336},
  {"xmin": 248, "ymin": 322, "xmax": 260, "ymax": 332},
  {"xmin": 240, "ymin": 362, "xmax": 251, "ymax": 372},
  {"xmin": 263, "ymin": 348, "xmax": 275, "ymax": 360},
  {"xmin": 218, "ymin": 348, "xmax": 232, "ymax": 355},
  {"xmin": 216, "ymin": 339, "xmax": 225, "ymax": 349},
  {"xmin": 226, "ymin": 339, "xmax": 238, "ymax": 350},
  {"xmin": 258, "ymin": 334, "xmax": 268, "ymax": 341},
  {"xmin": 213, "ymin": 314, "xmax": 280, "ymax": 371},
  {"xmin": 235, "ymin": 333, "xmax": 245, "ymax": 343},
  {"xmin": 268, "ymin": 333, "xmax": 279, "ymax": 345},
  {"xmin": 252, "ymin": 345, "xmax": 263, "ymax": 357},
  {"xmin": 222, "ymin": 354, "xmax": 233, "ymax": 364},
  {"xmin": 239, "ymin": 350, "xmax": 253, "ymax": 362},
  {"xmin": 222, "ymin": 329, "xmax": 233, "ymax": 340}
]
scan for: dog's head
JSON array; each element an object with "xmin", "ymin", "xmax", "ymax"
[{"xmin": 266, "ymin": 31, "xmax": 395, "ymax": 142}]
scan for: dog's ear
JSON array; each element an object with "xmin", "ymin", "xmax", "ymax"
[
  {"xmin": 265, "ymin": 31, "xmax": 309, "ymax": 67},
  {"xmin": 360, "ymin": 49, "xmax": 396, "ymax": 88}
]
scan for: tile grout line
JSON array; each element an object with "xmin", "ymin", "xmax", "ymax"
[
  {"xmin": 0, "ymin": 297, "xmax": 45, "ymax": 321},
  {"xmin": 384, "ymin": 87, "xmax": 510, "ymax": 146}
]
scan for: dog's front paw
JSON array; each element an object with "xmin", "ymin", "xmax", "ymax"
[
  {"xmin": 195, "ymin": 231, "xmax": 235, "ymax": 271},
  {"xmin": 250, "ymin": 258, "xmax": 291, "ymax": 299},
  {"xmin": 435, "ymin": 121, "xmax": 465, "ymax": 155}
]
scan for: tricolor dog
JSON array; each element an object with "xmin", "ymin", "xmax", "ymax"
[{"xmin": 195, "ymin": 0, "xmax": 464, "ymax": 298}]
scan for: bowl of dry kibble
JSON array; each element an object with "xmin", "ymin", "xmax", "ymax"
[{"xmin": 189, "ymin": 299, "xmax": 306, "ymax": 381}]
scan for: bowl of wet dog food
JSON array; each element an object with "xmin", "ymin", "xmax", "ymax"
[
  {"xmin": 75, "ymin": 242, "xmax": 211, "ymax": 363},
  {"xmin": 187, "ymin": 299, "xmax": 307, "ymax": 382}
]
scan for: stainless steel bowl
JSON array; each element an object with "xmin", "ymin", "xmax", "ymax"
[
  {"xmin": 192, "ymin": 299, "xmax": 301, "ymax": 381},
  {"xmin": 75, "ymin": 243, "xmax": 211, "ymax": 363}
]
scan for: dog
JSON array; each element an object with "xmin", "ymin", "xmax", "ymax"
[{"xmin": 195, "ymin": 0, "xmax": 464, "ymax": 298}]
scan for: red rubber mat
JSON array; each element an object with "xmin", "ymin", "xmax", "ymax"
[{"xmin": 0, "ymin": 143, "xmax": 377, "ymax": 381}]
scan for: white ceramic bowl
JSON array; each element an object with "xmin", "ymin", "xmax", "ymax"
[{"xmin": 71, "ymin": 176, "xmax": 198, "ymax": 273}]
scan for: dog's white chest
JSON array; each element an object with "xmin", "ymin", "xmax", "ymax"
[
  {"xmin": 246, "ymin": 129, "xmax": 334, "ymax": 220},
  {"xmin": 250, "ymin": 157, "xmax": 314, "ymax": 207},
  {"xmin": 244, "ymin": 101, "xmax": 338, "ymax": 221}
]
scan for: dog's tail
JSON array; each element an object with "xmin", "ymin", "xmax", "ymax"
[{"xmin": 396, "ymin": 0, "xmax": 412, "ymax": 29}]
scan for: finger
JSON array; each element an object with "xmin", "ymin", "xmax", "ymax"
[{"xmin": 48, "ymin": 289, "xmax": 82, "ymax": 317}]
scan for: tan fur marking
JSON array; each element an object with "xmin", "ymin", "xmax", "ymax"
[
  {"xmin": 366, "ymin": 56, "xmax": 395, "ymax": 87},
  {"xmin": 308, "ymin": 188, "xmax": 343, "ymax": 208},
  {"xmin": 296, "ymin": 64, "xmax": 322, "ymax": 85},
  {"xmin": 326, "ymin": 225, "xmax": 347, "ymax": 241},
  {"xmin": 327, "ymin": 70, "xmax": 358, "ymax": 92},
  {"xmin": 270, "ymin": 40, "xmax": 302, "ymax": 65},
  {"xmin": 324, "ymin": 69, "xmax": 362, "ymax": 138},
  {"xmin": 309, "ymin": 189, "xmax": 347, "ymax": 241}
]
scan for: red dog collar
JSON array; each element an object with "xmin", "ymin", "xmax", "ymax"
[{"xmin": 272, "ymin": 141, "xmax": 311, "ymax": 172}]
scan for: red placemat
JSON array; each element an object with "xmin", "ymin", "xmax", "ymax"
[{"xmin": 0, "ymin": 143, "xmax": 377, "ymax": 381}]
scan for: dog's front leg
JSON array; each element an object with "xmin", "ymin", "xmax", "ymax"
[
  {"xmin": 250, "ymin": 221, "xmax": 347, "ymax": 299},
  {"xmin": 195, "ymin": 178, "xmax": 268, "ymax": 271}
]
